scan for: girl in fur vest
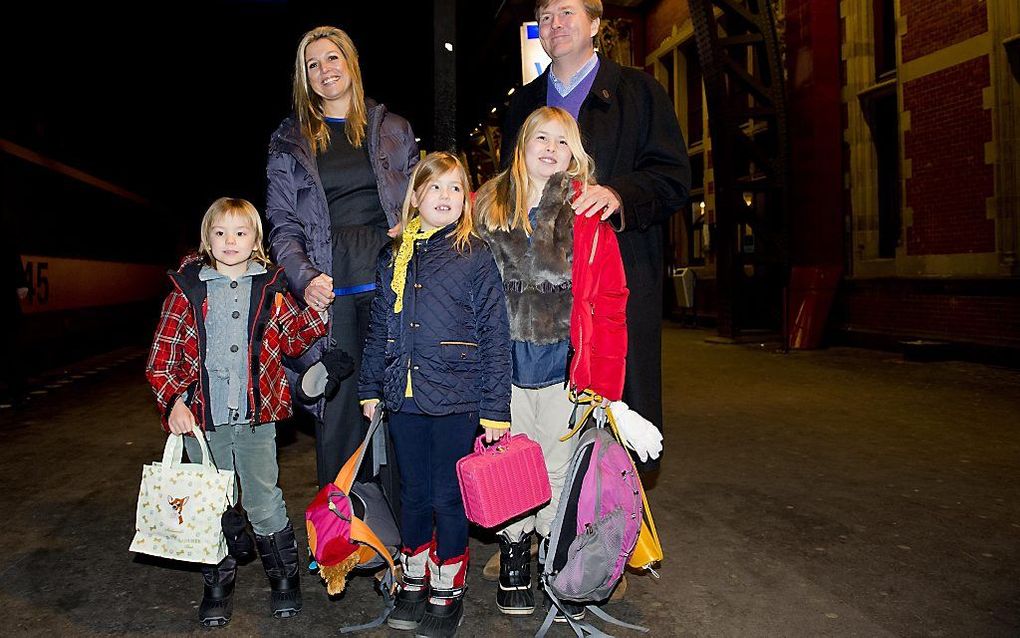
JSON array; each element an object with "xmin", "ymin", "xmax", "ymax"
[
  {"xmin": 475, "ymin": 106, "xmax": 626, "ymax": 621},
  {"xmin": 359, "ymin": 152, "xmax": 512, "ymax": 637}
]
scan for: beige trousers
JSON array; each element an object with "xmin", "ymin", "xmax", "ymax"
[{"xmin": 501, "ymin": 383, "xmax": 579, "ymax": 539}]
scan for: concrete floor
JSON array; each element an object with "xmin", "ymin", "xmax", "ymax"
[{"xmin": 1, "ymin": 324, "xmax": 1017, "ymax": 637}]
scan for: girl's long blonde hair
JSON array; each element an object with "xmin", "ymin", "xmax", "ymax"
[
  {"xmin": 475, "ymin": 106, "xmax": 594, "ymax": 234},
  {"xmin": 399, "ymin": 152, "xmax": 475, "ymax": 254},
  {"xmin": 198, "ymin": 198, "xmax": 271, "ymax": 268},
  {"xmin": 292, "ymin": 26, "xmax": 368, "ymax": 154}
]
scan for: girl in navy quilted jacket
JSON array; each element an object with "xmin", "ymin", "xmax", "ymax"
[{"xmin": 359, "ymin": 151, "xmax": 511, "ymax": 636}]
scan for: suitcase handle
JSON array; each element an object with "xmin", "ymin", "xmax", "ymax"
[{"xmin": 472, "ymin": 432, "xmax": 513, "ymax": 455}]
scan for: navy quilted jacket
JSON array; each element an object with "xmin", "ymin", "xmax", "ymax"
[{"xmin": 358, "ymin": 230, "xmax": 512, "ymax": 422}]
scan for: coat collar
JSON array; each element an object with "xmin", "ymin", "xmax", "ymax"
[
  {"xmin": 586, "ymin": 54, "xmax": 620, "ymax": 105},
  {"xmin": 168, "ymin": 258, "xmax": 285, "ymax": 306},
  {"xmin": 523, "ymin": 53, "xmax": 619, "ymax": 109},
  {"xmin": 269, "ymin": 98, "xmax": 386, "ymax": 175}
]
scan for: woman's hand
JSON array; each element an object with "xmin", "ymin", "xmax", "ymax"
[
  {"xmin": 362, "ymin": 399, "xmax": 380, "ymax": 421},
  {"xmin": 387, "ymin": 223, "xmax": 403, "ymax": 238},
  {"xmin": 168, "ymin": 398, "xmax": 196, "ymax": 435},
  {"xmin": 572, "ymin": 184, "xmax": 620, "ymax": 220},
  {"xmin": 484, "ymin": 426, "xmax": 506, "ymax": 444},
  {"xmin": 304, "ymin": 273, "xmax": 335, "ymax": 311}
]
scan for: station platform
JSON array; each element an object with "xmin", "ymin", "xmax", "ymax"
[{"xmin": 1, "ymin": 324, "xmax": 1017, "ymax": 636}]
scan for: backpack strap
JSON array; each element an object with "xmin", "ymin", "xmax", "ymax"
[
  {"xmin": 335, "ymin": 407, "xmax": 385, "ymax": 491},
  {"xmin": 560, "ymin": 389, "xmax": 603, "ymax": 442},
  {"xmin": 586, "ymin": 604, "xmax": 650, "ymax": 634},
  {"xmin": 338, "ymin": 570, "xmax": 396, "ymax": 633}
]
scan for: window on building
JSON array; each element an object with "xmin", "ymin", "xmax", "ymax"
[
  {"xmin": 871, "ymin": 92, "xmax": 900, "ymax": 257},
  {"xmin": 683, "ymin": 44, "xmax": 704, "ymax": 145},
  {"xmin": 660, "ymin": 50, "xmax": 675, "ymax": 105},
  {"xmin": 873, "ymin": 0, "xmax": 896, "ymax": 79}
]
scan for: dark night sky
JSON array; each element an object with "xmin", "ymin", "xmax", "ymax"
[
  {"xmin": 1, "ymin": 2, "xmax": 515, "ymax": 229},
  {"xmin": 1, "ymin": 1, "xmax": 540, "ymax": 267}
]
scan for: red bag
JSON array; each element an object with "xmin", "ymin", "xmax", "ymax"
[{"xmin": 457, "ymin": 432, "xmax": 552, "ymax": 528}]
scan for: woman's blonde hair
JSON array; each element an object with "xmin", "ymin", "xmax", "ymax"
[
  {"xmin": 293, "ymin": 26, "xmax": 368, "ymax": 154},
  {"xmin": 198, "ymin": 198, "xmax": 271, "ymax": 268},
  {"xmin": 476, "ymin": 106, "xmax": 594, "ymax": 234},
  {"xmin": 399, "ymin": 151, "xmax": 474, "ymax": 254}
]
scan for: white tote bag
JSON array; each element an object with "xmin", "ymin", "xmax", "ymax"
[{"xmin": 129, "ymin": 431, "xmax": 235, "ymax": 565}]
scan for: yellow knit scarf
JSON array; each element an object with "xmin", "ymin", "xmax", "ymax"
[{"xmin": 391, "ymin": 217, "xmax": 441, "ymax": 314}]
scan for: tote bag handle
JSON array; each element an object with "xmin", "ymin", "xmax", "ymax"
[{"xmin": 160, "ymin": 426, "xmax": 217, "ymax": 479}]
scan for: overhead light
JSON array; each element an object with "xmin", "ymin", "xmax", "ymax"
[
  {"xmin": 490, "ymin": 107, "xmax": 497, "ymax": 114},
  {"xmin": 444, "ymin": 42, "xmax": 454, "ymax": 52},
  {"xmin": 507, "ymin": 87, "xmax": 515, "ymax": 96},
  {"xmin": 414, "ymin": 137, "xmax": 421, "ymax": 143}
]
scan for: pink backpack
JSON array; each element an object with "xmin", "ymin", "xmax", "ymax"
[{"xmin": 538, "ymin": 421, "xmax": 646, "ymax": 637}]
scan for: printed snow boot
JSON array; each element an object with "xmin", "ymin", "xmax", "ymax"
[
  {"xmin": 199, "ymin": 556, "xmax": 237, "ymax": 627},
  {"xmin": 496, "ymin": 531, "xmax": 534, "ymax": 615},
  {"xmin": 388, "ymin": 542, "xmax": 431, "ymax": 630},
  {"xmin": 415, "ymin": 548, "xmax": 468, "ymax": 638},
  {"xmin": 255, "ymin": 521, "xmax": 303, "ymax": 618},
  {"xmin": 221, "ymin": 505, "xmax": 256, "ymax": 564}
]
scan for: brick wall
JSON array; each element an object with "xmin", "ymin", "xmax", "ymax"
[
  {"xmin": 901, "ymin": 0, "xmax": 988, "ymax": 63},
  {"xmin": 838, "ymin": 281, "xmax": 1020, "ymax": 348},
  {"xmin": 645, "ymin": 0, "xmax": 690, "ymax": 53},
  {"xmin": 903, "ymin": 56, "xmax": 994, "ymax": 255}
]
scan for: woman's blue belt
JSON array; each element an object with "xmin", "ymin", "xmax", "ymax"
[{"xmin": 334, "ymin": 283, "xmax": 377, "ymax": 297}]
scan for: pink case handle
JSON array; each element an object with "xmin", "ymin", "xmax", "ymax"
[{"xmin": 473, "ymin": 432, "xmax": 511, "ymax": 454}]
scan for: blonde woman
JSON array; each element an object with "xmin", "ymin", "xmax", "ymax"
[{"xmin": 265, "ymin": 26, "xmax": 418, "ymax": 496}]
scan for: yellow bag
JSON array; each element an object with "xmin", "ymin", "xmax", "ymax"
[{"xmin": 628, "ymin": 481, "xmax": 662, "ymax": 570}]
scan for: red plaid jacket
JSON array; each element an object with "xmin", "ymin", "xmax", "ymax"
[{"xmin": 146, "ymin": 259, "xmax": 327, "ymax": 431}]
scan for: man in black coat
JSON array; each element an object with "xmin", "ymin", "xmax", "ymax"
[{"xmin": 502, "ymin": 0, "xmax": 690, "ymax": 472}]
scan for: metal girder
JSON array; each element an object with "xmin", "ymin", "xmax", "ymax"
[{"xmin": 689, "ymin": 0, "xmax": 791, "ymax": 339}]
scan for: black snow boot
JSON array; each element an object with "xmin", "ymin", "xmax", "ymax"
[
  {"xmin": 199, "ymin": 556, "xmax": 237, "ymax": 627},
  {"xmin": 255, "ymin": 521, "xmax": 303, "ymax": 618},
  {"xmin": 388, "ymin": 542, "xmax": 430, "ymax": 630},
  {"xmin": 221, "ymin": 505, "xmax": 256, "ymax": 564},
  {"xmin": 415, "ymin": 549, "xmax": 467, "ymax": 638},
  {"xmin": 496, "ymin": 531, "xmax": 535, "ymax": 615}
]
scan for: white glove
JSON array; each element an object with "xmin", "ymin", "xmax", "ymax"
[{"xmin": 609, "ymin": 401, "xmax": 663, "ymax": 462}]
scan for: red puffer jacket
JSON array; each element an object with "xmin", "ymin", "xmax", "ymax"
[{"xmin": 569, "ymin": 209, "xmax": 629, "ymax": 401}]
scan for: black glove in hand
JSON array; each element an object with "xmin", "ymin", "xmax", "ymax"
[
  {"xmin": 297, "ymin": 348, "xmax": 356, "ymax": 403},
  {"xmin": 320, "ymin": 348, "xmax": 355, "ymax": 400}
]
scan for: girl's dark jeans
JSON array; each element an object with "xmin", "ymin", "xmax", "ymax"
[{"xmin": 388, "ymin": 411, "xmax": 477, "ymax": 560}]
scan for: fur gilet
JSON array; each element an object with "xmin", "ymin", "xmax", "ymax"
[{"xmin": 477, "ymin": 172, "xmax": 574, "ymax": 345}]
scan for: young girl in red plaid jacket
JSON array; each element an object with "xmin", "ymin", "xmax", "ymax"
[{"xmin": 146, "ymin": 197, "xmax": 326, "ymax": 627}]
